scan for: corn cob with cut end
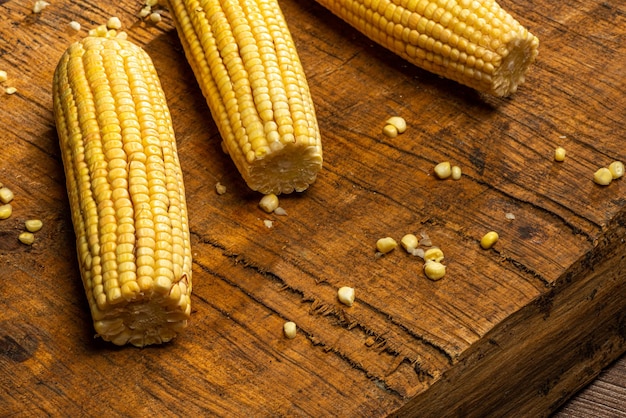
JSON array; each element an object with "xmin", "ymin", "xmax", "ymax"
[
  {"xmin": 166, "ymin": 0, "xmax": 323, "ymax": 195},
  {"xmin": 315, "ymin": 0, "xmax": 539, "ymax": 97},
  {"xmin": 52, "ymin": 30, "xmax": 192, "ymax": 347}
]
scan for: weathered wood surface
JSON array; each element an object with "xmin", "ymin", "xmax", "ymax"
[{"xmin": 1, "ymin": 0, "xmax": 625, "ymax": 416}]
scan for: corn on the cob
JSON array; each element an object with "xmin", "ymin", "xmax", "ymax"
[
  {"xmin": 166, "ymin": 0, "xmax": 323, "ymax": 195},
  {"xmin": 52, "ymin": 30, "xmax": 192, "ymax": 347},
  {"xmin": 315, "ymin": 0, "xmax": 539, "ymax": 96}
]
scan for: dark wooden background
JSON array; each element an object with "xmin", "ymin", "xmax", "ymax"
[{"xmin": 1, "ymin": 0, "xmax": 625, "ymax": 416}]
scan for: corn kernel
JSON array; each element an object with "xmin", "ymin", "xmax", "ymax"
[
  {"xmin": 593, "ymin": 167, "xmax": 613, "ymax": 186},
  {"xmin": 337, "ymin": 286, "xmax": 355, "ymax": 307},
  {"xmin": 0, "ymin": 203, "xmax": 12, "ymax": 219},
  {"xmin": 107, "ymin": 17, "xmax": 122, "ymax": 30},
  {"xmin": 69, "ymin": 21, "xmax": 81, "ymax": 32},
  {"xmin": 382, "ymin": 124, "xmax": 398, "ymax": 138},
  {"xmin": 385, "ymin": 116, "xmax": 407, "ymax": 134},
  {"xmin": 5, "ymin": 86, "xmax": 17, "ymax": 95},
  {"xmin": 400, "ymin": 234, "xmax": 418, "ymax": 252},
  {"xmin": 424, "ymin": 260, "xmax": 446, "ymax": 280},
  {"xmin": 608, "ymin": 161, "xmax": 624, "ymax": 179},
  {"xmin": 32, "ymin": 0, "xmax": 49, "ymax": 13},
  {"xmin": 376, "ymin": 237, "xmax": 398, "ymax": 254},
  {"xmin": 149, "ymin": 12, "xmax": 162, "ymax": 23},
  {"xmin": 215, "ymin": 182, "xmax": 227, "ymax": 195},
  {"xmin": 451, "ymin": 165, "xmax": 462, "ymax": 180},
  {"xmin": 283, "ymin": 321, "xmax": 297, "ymax": 339},
  {"xmin": 259, "ymin": 194, "xmax": 279, "ymax": 213},
  {"xmin": 480, "ymin": 231, "xmax": 499, "ymax": 249},
  {"xmin": 19, "ymin": 232, "xmax": 35, "ymax": 245},
  {"xmin": 25, "ymin": 219, "xmax": 43, "ymax": 232},
  {"xmin": 0, "ymin": 70, "xmax": 7, "ymax": 82},
  {"xmin": 423, "ymin": 247, "xmax": 444, "ymax": 263},
  {"xmin": 0, "ymin": 187, "xmax": 14, "ymax": 204},
  {"xmin": 554, "ymin": 147, "xmax": 566, "ymax": 162},
  {"xmin": 434, "ymin": 161, "xmax": 452, "ymax": 179}
]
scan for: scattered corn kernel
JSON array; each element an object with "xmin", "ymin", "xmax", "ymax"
[
  {"xmin": 18, "ymin": 232, "xmax": 35, "ymax": 245},
  {"xmin": 263, "ymin": 219, "xmax": 273, "ymax": 228},
  {"xmin": 451, "ymin": 165, "xmax": 462, "ymax": 180},
  {"xmin": 608, "ymin": 161, "xmax": 624, "ymax": 179},
  {"xmin": 107, "ymin": 17, "xmax": 122, "ymax": 30},
  {"xmin": 401, "ymin": 234, "xmax": 419, "ymax": 253},
  {"xmin": 593, "ymin": 167, "xmax": 613, "ymax": 186},
  {"xmin": 0, "ymin": 70, "xmax": 7, "ymax": 82},
  {"xmin": 376, "ymin": 237, "xmax": 398, "ymax": 254},
  {"xmin": 149, "ymin": 12, "xmax": 162, "ymax": 23},
  {"xmin": 337, "ymin": 286, "xmax": 355, "ymax": 307},
  {"xmin": 382, "ymin": 124, "xmax": 398, "ymax": 138},
  {"xmin": 480, "ymin": 231, "xmax": 499, "ymax": 249},
  {"xmin": 5, "ymin": 86, "xmax": 17, "ymax": 95},
  {"xmin": 505, "ymin": 212, "xmax": 516, "ymax": 220},
  {"xmin": 259, "ymin": 193, "xmax": 279, "ymax": 213},
  {"xmin": 32, "ymin": 0, "xmax": 50, "ymax": 13},
  {"xmin": 385, "ymin": 116, "xmax": 406, "ymax": 134},
  {"xmin": 138, "ymin": 6, "xmax": 152, "ymax": 18},
  {"xmin": 274, "ymin": 207, "xmax": 287, "ymax": 216},
  {"xmin": 69, "ymin": 21, "xmax": 81, "ymax": 31},
  {"xmin": 0, "ymin": 203, "xmax": 12, "ymax": 219},
  {"xmin": 434, "ymin": 161, "xmax": 452, "ymax": 179},
  {"xmin": 215, "ymin": 182, "xmax": 227, "ymax": 195},
  {"xmin": 25, "ymin": 219, "xmax": 43, "ymax": 233},
  {"xmin": 146, "ymin": 0, "xmax": 159, "ymax": 6},
  {"xmin": 423, "ymin": 247, "xmax": 444, "ymax": 263},
  {"xmin": 283, "ymin": 321, "xmax": 297, "ymax": 339},
  {"xmin": 554, "ymin": 146, "xmax": 566, "ymax": 162},
  {"xmin": 424, "ymin": 260, "xmax": 446, "ymax": 280},
  {"xmin": 0, "ymin": 187, "xmax": 14, "ymax": 204}
]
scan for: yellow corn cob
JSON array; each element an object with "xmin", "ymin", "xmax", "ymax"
[
  {"xmin": 52, "ymin": 30, "xmax": 192, "ymax": 347},
  {"xmin": 315, "ymin": 0, "xmax": 539, "ymax": 96},
  {"xmin": 166, "ymin": 0, "xmax": 323, "ymax": 195}
]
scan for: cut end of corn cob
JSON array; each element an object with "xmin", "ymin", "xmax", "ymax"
[
  {"xmin": 53, "ymin": 33, "xmax": 193, "ymax": 347},
  {"xmin": 167, "ymin": 0, "xmax": 323, "ymax": 195},
  {"xmin": 315, "ymin": 0, "xmax": 539, "ymax": 97}
]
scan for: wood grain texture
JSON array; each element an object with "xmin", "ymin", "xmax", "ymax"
[{"xmin": 0, "ymin": 0, "xmax": 625, "ymax": 416}]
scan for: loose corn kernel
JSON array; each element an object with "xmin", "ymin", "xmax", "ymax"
[
  {"xmin": 0, "ymin": 70, "xmax": 7, "ymax": 82},
  {"xmin": 451, "ymin": 165, "xmax": 462, "ymax": 180},
  {"xmin": 401, "ymin": 234, "xmax": 419, "ymax": 253},
  {"xmin": 423, "ymin": 247, "xmax": 444, "ymax": 263},
  {"xmin": 554, "ymin": 147, "xmax": 566, "ymax": 162},
  {"xmin": 138, "ymin": 6, "xmax": 152, "ymax": 18},
  {"xmin": 107, "ymin": 17, "xmax": 122, "ymax": 30},
  {"xmin": 146, "ymin": 0, "xmax": 159, "ymax": 6},
  {"xmin": 376, "ymin": 237, "xmax": 398, "ymax": 254},
  {"xmin": 382, "ymin": 124, "xmax": 398, "ymax": 138},
  {"xmin": 19, "ymin": 232, "xmax": 35, "ymax": 245},
  {"xmin": 424, "ymin": 260, "xmax": 446, "ymax": 280},
  {"xmin": 593, "ymin": 167, "xmax": 613, "ymax": 186},
  {"xmin": 608, "ymin": 161, "xmax": 624, "ymax": 179},
  {"xmin": 274, "ymin": 207, "xmax": 288, "ymax": 216},
  {"xmin": 215, "ymin": 182, "xmax": 227, "ymax": 195},
  {"xmin": 25, "ymin": 219, "xmax": 43, "ymax": 232},
  {"xmin": 5, "ymin": 86, "xmax": 17, "ymax": 95},
  {"xmin": 69, "ymin": 21, "xmax": 81, "ymax": 31},
  {"xmin": 480, "ymin": 231, "xmax": 499, "ymax": 249},
  {"xmin": 283, "ymin": 321, "xmax": 297, "ymax": 339},
  {"xmin": 0, "ymin": 203, "xmax": 12, "ymax": 219},
  {"xmin": 0, "ymin": 187, "xmax": 14, "ymax": 204},
  {"xmin": 386, "ymin": 116, "xmax": 407, "ymax": 134},
  {"xmin": 149, "ymin": 12, "xmax": 162, "ymax": 23},
  {"xmin": 259, "ymin": 194, "xmax": 279, "ymax": 213},
  {"xmin": 337, "ymin": 286, "xmax": 355, "ymax": 307},
  {"xmin": 434, "ymin": 161, "xmax": 452, "ymax": 179},
  {"xmin": 32, "ymin": 0, "xmax": 49, "ymax": 13}
]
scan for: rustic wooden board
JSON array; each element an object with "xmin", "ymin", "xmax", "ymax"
[{"xmin": 1, "ymin": 0, "xmax": 625, "ymax": 416}]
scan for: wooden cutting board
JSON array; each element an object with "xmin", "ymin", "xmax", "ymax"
[{"xmin": 1, "ymin": 0, "xmax": 625, "ymax": 416}]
